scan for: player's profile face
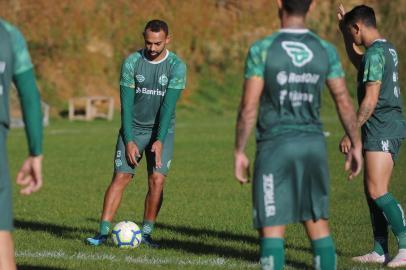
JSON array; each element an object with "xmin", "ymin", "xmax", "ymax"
[{"xmin": 143, "ymin": 29, "xmax": 169, "ymax": 60}]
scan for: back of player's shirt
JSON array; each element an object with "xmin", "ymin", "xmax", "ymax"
[{"xmin": 245, "ymin": 29, "xmax": 344, "ymax": 142}]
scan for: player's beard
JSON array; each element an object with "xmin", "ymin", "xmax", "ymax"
[{"xmin": 146, "ymin": 47, "xmax": 165, "ymax": 60}]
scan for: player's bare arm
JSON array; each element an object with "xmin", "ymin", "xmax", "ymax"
[
  {"xmin": 337, "ymin": 3, "xmax": 363, "ymax": 70},
  {"xmin": 234, "ymin": 77, "xmax": 264, "ymax": 184},
  {"xmin": 125, "ymin": 142, "xmax": 140, "ymax": 166},
  {"xmin": 327, "ymin": 77, "xmax": 362, "ymax": 179}
]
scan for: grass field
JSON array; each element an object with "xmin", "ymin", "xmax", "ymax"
[{"xmin": 6, "ymin": 101, "xmax": 406, "ymax": 269}]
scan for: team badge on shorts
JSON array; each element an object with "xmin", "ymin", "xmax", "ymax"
[
  {"xmin": 115, "ymin": 159, "xmax": 122, "ymax": 167},
  {"xmin": 381, "ymin": 140, "xmax": 390, "ymax": 152}
]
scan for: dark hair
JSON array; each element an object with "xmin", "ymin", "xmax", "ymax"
[
  {"xmin": 282, "ymin": 0, "xmax": 312, "ymax": 16},
  {"xmin": 344, "ymin": 5, "xmax": 377, "ymax": 28},
  {"xmin": 143, "ymin": 19, "xmax": 169, "ymax": 36}
]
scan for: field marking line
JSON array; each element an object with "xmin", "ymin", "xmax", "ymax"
[{"xmin": 15, "ymin": 250, "xmax": 258, "ymax": 268}]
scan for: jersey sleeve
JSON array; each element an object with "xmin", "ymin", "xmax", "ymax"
[
  {"xmin": 244, "ymin": 41, "xmax": 266, "ymax": 79},
  {"xmin": 168, "ymin": 60, "xmax": 186, "ymax": 90},
  {"xmin": 119, "ymin": 53, "xmax": 139, "ymax": 88},
  {"xmin": 322, "ymin": 41, "xmax": 345, "ymax": 79},
  {"xmin": 363, "ymin": 48, "xmax": 385, "ymax": 83},
  {"xmin": 6, "ymin": 22, "xmax": 33, "ymax": 75}
]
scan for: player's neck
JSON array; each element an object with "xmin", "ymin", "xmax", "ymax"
[
  {"xmin": 363, "ymin": 29, "xmax": 382, "ymax": 48},
  {"xmin": 280, "ymin": 13, "xmax": 306, "ymax": 29}
]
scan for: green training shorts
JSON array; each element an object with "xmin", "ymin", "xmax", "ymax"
[
  {"xmin": 113, "ymin": 129, "xmax": 174, "ymax": 176},
  {"xmin": 363, "ymin": 138, "xmax": 404, "ymax": 162},
  {"xmin": 253, "ymin": 132, "xmax": 330, "ymax": 229},
  {"xmin": 0, "ymin": 125, "xmax": 13, "ymax": 231}
]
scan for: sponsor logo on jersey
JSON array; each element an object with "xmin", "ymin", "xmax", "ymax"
[
  {"xmin": 136, "ymin": 87, "xmax": 166, "ymax": 96},
  {"xmin": 281, "ymin": 41, "xmax": 314, "ymax": 67},
  {"xmin": 389, "ymin": 49, "xmax": 398, "ymax": 66},
  {"xmin": 136, "ymin": 74, "xmax": 145, "ymax": 82},
  {"xmin": 276, "ymin": 71, "xmax": 320, "ymax": 85},
  {"xmin": 280, "ymin": 89, "xmax": 314, "ymax": 106},
  {"xmin": 381, "ymin": 140, "xmax": 390, "ymax": 152},
  {"xmin": 263, "ymin": 174, "xmax": 276, "ymax": 217},
  {"xmin": 0, "ymin": 62, "xmax": 5, "ymax": 73},
  {"xmin": 158, "ymin": 74, "xmax": 168, "ymax": 86}
]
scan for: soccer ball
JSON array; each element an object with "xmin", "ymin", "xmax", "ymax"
[{"xmin": 111, "ymin": 221, "xmax": 142, "ymax": 248}]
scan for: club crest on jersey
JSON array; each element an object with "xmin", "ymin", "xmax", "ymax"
[
  {"xmin": 136, "ymin": 74, "xmax": 145, "ymax": 83},
  {"xmin": 159, "ymin": 74, "xmax": 168, "ymax": 86},
  {"xmin": 281, "ymin": 41, "xmax": 314, "ymax": 67},
  {"xmin": 389, "ymin": 49, "xmax": 398, "ymax": 66}
]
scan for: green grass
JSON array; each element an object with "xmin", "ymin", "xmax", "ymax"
[{"xmin": 6, "ymin": 103, "xmax": 406, "ymax": 269}]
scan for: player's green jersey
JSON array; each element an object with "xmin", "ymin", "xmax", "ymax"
[
  {"xmin": 120, "ymin": 49, "xmax": 186, "ymax": 131},
  {"xmin": 357, "ymin": 39, "xmax": 406, "ymax": 141},
  {"xmin": 0, "ymin": 19, "xmax": 34, "ymax": 128},
  {"xmin": 245, "ymin": 29, "xmax": 344, "ymax": 142}
]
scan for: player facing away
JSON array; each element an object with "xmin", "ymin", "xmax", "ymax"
[
  {"xmin": 86, "ymin": 20, "xmax": 186, "ymax": 248},
  {"xmin": 0, "ymin": 18, "xmax": 44, "ymax": 270},
  {"xmin": 338, "ymin": 4, "xmax": 406, "ymax": 268},
  {"xmin": 234, "ymin": 0, "xmax": 363, "ymax": 269}
]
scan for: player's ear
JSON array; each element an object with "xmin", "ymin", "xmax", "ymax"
[
  {"xmin": 309, "ymin": 0, "xmax": 316, "ymax": 13},
  {"xmin": 353, "ymin": 23, "xmax": 360, "ymax": 33},
  {"xmin": 165, "ymin": 34, "xmax": 171, "ymax": 45},
  {"xmin": 276, "ymin": 0, "xmax": 282, "ymax": 9}
]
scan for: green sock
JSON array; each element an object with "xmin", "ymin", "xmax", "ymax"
[
  {"xmin": 99, "ymin": 220, "xmax": 111, "ymax": 236},
  {"xmin": 260, "ymin": 237, "xmax": 284, "ymax": 270},
  {"xmin": 367, "ymin": 196, "xmax": 389, "ymax": 255},
  {"xmin": 375, "ymin": 193, "xmax": 406, "ymax": 249},
  {"xmin": 142, "ymin": 220, "xmax": 155, "ymax": 237},
  {"xmin": 312, "ymin": 236, "xmax": 336, "ymax": 270}
]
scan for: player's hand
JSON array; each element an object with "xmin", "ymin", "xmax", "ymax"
[
  {"xmin": 234, "ymin": 151, "xmax": 250, "ymax": 184},
  {"xmin": 344, "ymin": 142, "xmax": 363, "ymax": 180},
  {"xmin": 151, "ymin": 140, "xmax": 163, "ymax": 169},
  {"xmin": 126, "ymin": 141, "xmax": 140, "ymax": 166},
  {"xmin": 337, "ymin": 3, "xmax": 346, "ymax": 30},
  {"xmin": 16, "ymin": 155, "xmax": 43, "ymax": 195},
  {"xmin": 339, "ymin": 134, "xmax": 351, "ymax": 154}
]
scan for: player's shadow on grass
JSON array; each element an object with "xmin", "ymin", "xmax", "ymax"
[
  {"xmin": 14, "ymin": 219, "xmax": 95, "ymax": 239},
  {"xmin": 156, "ymin": 223, "xmax": 322, "ymax": 268}
]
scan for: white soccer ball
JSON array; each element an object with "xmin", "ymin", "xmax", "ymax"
[{"xmin": 111, "ymin": 221, "xmax": 142, "ymax": 248}]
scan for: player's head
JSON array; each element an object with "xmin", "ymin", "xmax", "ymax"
[
  {"xmin": 277, "ymin": 0, "xmax": 313, "ymax": 17},
  {"xmin": 143, "ymin": 19, "xmax": 170, "ymax": 60},
  {"xmin": 344, "ymin": 5, "xmax": 377, "ymax": 46}
]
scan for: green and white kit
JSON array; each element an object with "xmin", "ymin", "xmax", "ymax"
[
  {"xmin": 245, "ymin": 29, "xmax": 345, "ymax": 228},
  {"xmin": 357, "ymin": 39, "xmax": 406, "ymax": 161},
  {"xmin": 117, "ymin": 49, "xmax": 186, "ymax": 175}
]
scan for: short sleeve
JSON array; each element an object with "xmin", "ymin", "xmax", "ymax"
[
  {"xmin": 168, "ymin": 60, "xmax": 186, "ymax": 90},
  {"xmin": 119, "ymin": 53, "xmax": 138, "ymax": 88},
  {"xmin": 363, "ymin": 49, "xmax": 385, "ymax": 83},
  {"xmin": 7, "ymin": 23, "xmax": 33, "ymax": 75},
  {"xmin": 324, "ymin": 42, "xmax": 345, "ymax": 79},
  {"xmin": 244, "ymin": 42, "xmax": 266, "ymax": 79}
]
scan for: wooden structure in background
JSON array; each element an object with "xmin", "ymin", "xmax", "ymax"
[{"xmin": 68, "ymin": 96, "xmax": 114, "ymax": 121}]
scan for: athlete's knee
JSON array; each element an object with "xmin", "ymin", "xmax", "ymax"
[
  {"xmin": 148, "ymin": 173, "xmax": 165, "ymax": 190},
  {"xmin": 368, "ymin": 188, "xmax": 388, "ymax": 200},
  {"xmin": 111, "ymin": 173, "xmax": 133, "ymax": 189}
]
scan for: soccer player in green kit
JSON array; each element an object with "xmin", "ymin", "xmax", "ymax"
[
  {"xmin": 234, "ymin": 0, "xmax": 363, "ymax": 269},
  {"xmin": 0, "ymin": 18, "xmax": 44, "ymax": 270},
  {"xmin": 338, "ymin": 4, "xmax": 406, "ymax": 267},
  {"xmin": 86, "ymin": 20, "xmax": 186, "ymax": 248}
]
